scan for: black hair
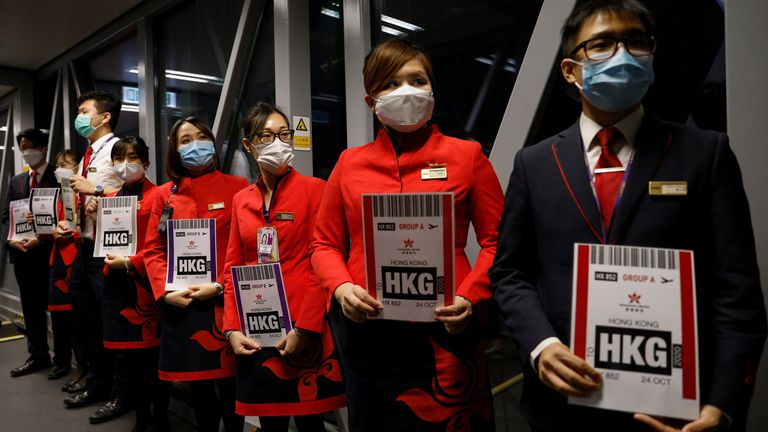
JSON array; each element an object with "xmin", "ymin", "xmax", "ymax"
[
  {"xmin": 76, "ymin": 90, "xmax": 122, "ymax": 130},
  {"xmin": 166, "ymin": 116, "xmax": 220, "ymax": 182},
  {"xmin": 111, "ymin": 136, "xmax": 150, "ymax": 165},
  {"xmin": 242, "ymin": 103, "xmax": 290, "ymax": 139},
  {"xmin": 55, "ymin": 149, "xmax": 82, "ymax": 166},
  {"xmin": 561, "ymin": 0, "xmax": 654, "ymax": 57},
  {"xmin": 16, "ymin": 128, "xmax": 48, "ymax": 148}
]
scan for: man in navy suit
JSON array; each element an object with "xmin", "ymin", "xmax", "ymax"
[
  {"xmin": 490, "ymin": 1, "xmax": 766, "ymax": 431},
  {"xmin": 1, "ymin": 128, "xmax": 62, "ymax": 378}
]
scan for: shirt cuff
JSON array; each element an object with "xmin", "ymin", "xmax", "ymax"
[{"xmin": 530, "ymin": 337, "xmax": 562, "ymax": 370}]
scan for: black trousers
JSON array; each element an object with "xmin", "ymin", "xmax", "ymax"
[
  {"xmin": 121, "ymin": 348, "xmax": 170, "ymax": 430},
  {"xmin": 49, "ymin": 310, "xmax": 72, "ymax": 368},
  {"xmin": 12, "ymin": 245, "xmax": 51, "ymax": 360},
  {"xmin": 68, "ymin": 240, "xmax": 129, "ymax": 399},
  {"xmin": 189, "ymin": 377, "xmax": 243, "ymax": 432}
]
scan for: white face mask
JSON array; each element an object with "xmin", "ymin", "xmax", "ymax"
[
  {"xmin": 54, "ymin": 167, "xmax": 74, "ymax": 183},
  {"xmin": 255, "ymin": 140, "xmax": 294, "ymax": 175},
  {"xmin": 22, "ymin": 149, "xmax": 45, "ymax": 167},
  {"xmin": 373, "ymin": 85, "xmax": 435, "ymax": 133},
  {"xmin": 114, "ymin": 161, "xmax": 145, "ymax": 184}
]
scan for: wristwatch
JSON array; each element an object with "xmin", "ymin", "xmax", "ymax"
[
  {"xmin": 94, "ymin": 185, "xmax": 104, "ymax": 196},
  {"xmin": 213, "ymin": 282, "xmax": 225, "ymax": 296}
]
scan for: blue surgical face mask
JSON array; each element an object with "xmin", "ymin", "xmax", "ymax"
[
  {"xmin": 178, "ymin": 140, "xmax": 216, "ymax": 171},
  {"xmin": 572, "ymin": 48, "xmax": 654, "ymax": 112},
  {"xmin": 74, "ymin": 113, "xmax": 105, "ymax": 138}
]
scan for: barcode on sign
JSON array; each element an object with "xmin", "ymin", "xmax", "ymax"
[
  {"xmin": 590, "ymin": 245, "xmax": 677, "ymax": 269},
  {"xmin": 172, "ymin": 219, "xmax": 211, "ymax": 230},
  {"xmin": 371, "ymin": 194, "xmax": 442, "ymax": 218},
  {"xmin": 101, "ymin": 197, "xmax": 134, "ymax": 208},
  {"xmin": 32, "ymin": 188, "xmax": 58, "ymax": 196},
  {"xmin": 235, "ymin": 265, "xmax": 275, "ymax": 281}
]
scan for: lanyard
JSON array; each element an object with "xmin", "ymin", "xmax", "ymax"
[
  {"xmin": 259, "ymin": 178, "xmax": 280, "ymax": 225},
  {"xmin": 83, "ymin": 135, "xmax": 117, "ymax": 175}
]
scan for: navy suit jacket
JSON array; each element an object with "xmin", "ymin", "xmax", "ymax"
[
  {"xmin": 2, "ymin": 164, "xmax": 58, "ymax": 264},
  {"xmin": 490, "ymin": 116, "xmax": 767, "ymax": 428}
]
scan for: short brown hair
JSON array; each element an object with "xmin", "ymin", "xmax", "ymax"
[
  {"xmin": 242, "ymin": 103, "xmax": 290, "ymax": 139},
  {"xmin": 165, "ymin": 117, "xmax": 220, "ymax": 183},
  {"xmin": 363, "ymin": 39, "xmax": 435, "ymax": 97}
]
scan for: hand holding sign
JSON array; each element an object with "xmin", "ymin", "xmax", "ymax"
[
  {"xmin": 187, "ymin": 283, "xmax": 219, "ymax": 301},
  {"xmin": 228, "ymin": 330, "xmax": 261, "ymax": 356},
  {"xmin": 435, "ymin": 296, "xmax": 472, "ymax": 334},
  {"xmin": 539, "ymin": 342, "xmax": 602, "ymax": 398},
  {"xmin": 334, "ymin": 282, "xmax": 382, "ymax": 322}
]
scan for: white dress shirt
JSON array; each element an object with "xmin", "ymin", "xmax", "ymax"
[{"xmin": 77, "ymin": 133, "xmax": 123, "ymax": 240}]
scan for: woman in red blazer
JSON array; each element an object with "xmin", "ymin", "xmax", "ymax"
[
  {"xmin": 49, "ymin": 149, "xmax": 87, "ymax": 393},
  {"xmin": 86, "ymin": 136, "xmax": 167, "ymax": 430},
  {"xmin": 220, "ymin": 103, "xmax": 345, "ymax": 431},
  {"xmin": 143, "ymin": 117, "xmax": 248, "ymax": 432},
  {"xmin": 311, "ymin": 39, "xmax": 504, "ymax": 431}
]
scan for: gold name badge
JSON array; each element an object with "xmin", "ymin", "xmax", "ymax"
[
  {"xmin": 208, "ymin": 202, "xmax": 225, "ymax": 210},
  {"xmin": 88, "ymin": 167, "xmax": 97, "ymax": 173},
  {"xmin": 275, "ymin": 212, "xmax": 294, "ymax": 221},
  {"xmin": 649, "ymin": 181, "xmax": 688, "ymax": 196},
  {"xmin": 421, "ymin": 167, "xmax": 447, "ymax": 180}
]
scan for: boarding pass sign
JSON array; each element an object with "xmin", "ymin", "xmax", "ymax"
[
  {"xmin": 361, "ymin": 193, "xmax": 455, "ymax": 322},
  {"xmin": 569, "ymin": 244, "xmax": 699, "ymax": 420}
]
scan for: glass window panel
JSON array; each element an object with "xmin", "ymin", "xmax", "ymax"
[
  {"xmin": 530, "ymin": 1, "xmax": 726, "ymax": 146},
  {"xmin": 87, "ymin": 30, "xmax": 140, "ymax": 140},
  {"xmin": 221, "ymin": 0, "xmax": 275, "ymax": 182},
  {"xmin": 309, "ymin": 1, "xmax": 347, "ymax": 180},
  {"xmin": 371, "ymin": 0, "xmax": 543, "ymax": 154},
  {"xmin": 155, "ymin": 0, "xmax": 245, "ymax": 182}
]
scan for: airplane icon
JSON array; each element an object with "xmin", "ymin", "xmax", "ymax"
[
  {"xmin": 428, "ymin": 224, "xmax": 439, "ymax": 230},
  {"xmin": 661, "ymin": 277, "xmax": 674, "ymax": 284}
]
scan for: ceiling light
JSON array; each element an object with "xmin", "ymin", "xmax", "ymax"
[
  {"xmin": 128, "ymin": 68, "xmax": 224, "ymax": 86},
  {"xmin": 321, "ymin": 7, "xmax": 340, "ymax": 19},
  {"xmin": 121, "ymin": 104, "xmax": 140, "ymax": 113},
  {"xmin": 381, "ymin": 15, "xmax": 424, "ymax": 32},
  {"xmin": 381, "ymin": 26, "xmax": 407, "ymax": 37}
]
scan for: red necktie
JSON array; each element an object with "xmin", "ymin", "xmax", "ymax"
[
  {"xmin": 81, "ymin": 145, "xmax": 93, "ymax": 176},
  {"xmin": 30, "ymin": 171, "xmax": 38, "ymax": 189},
  {"xmin": 594, "ymin": 127, "xmax": 623, "ymax": 231},
  {"xmin": 79, "ymin": 146, "xmax": 94, "ymax": 230}
]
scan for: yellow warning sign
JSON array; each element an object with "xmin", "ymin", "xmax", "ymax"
[{"xmin": 292, "ymin": 116, "xmax": 311, "ymax": 151}]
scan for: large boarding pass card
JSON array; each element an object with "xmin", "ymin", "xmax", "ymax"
[
  {"xmin": 569, "ymin": 243, "xmax": 699, "ymax": 420},
  {"xmin": 7, "ymin": 198, "xmax": 35, "ymax": 241},
  {"xmin": 30, "ymin": 188, "xmax": 59, "ymax": 236},
  {"xmin": 361, "ymin": 193, "xmax": 455, "ymax": 322},
  {"xmin": 94, "ymin": 196, "xmax": 137, "ymax": 258},
  {"xmin": 231, "ymin": 263, "xmax": 292, "ymax": 347},
  {"xmin": 165, "ymin": 218, "xmax": 216, "ymax": 291}
]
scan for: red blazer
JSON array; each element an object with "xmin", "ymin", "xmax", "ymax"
[
  {"xmin": 144, "ymin": 171, "xmax": 249, "ymax": 300},
  {"xmin": 221, "ymin": 169, "xmax": 326, "ymax": 333},
  {"xmin": 311, "ymin": 125, "xmax": 504, "ymax": 305}
]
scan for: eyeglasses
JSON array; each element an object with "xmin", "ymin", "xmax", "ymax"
[
  {"xmin": 569, "ymin": 34, "xmax": 656, "ymax": 61},
  {"xmin": 246, "ymin": 130, "xmax": 295, "ymax": 145}
]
